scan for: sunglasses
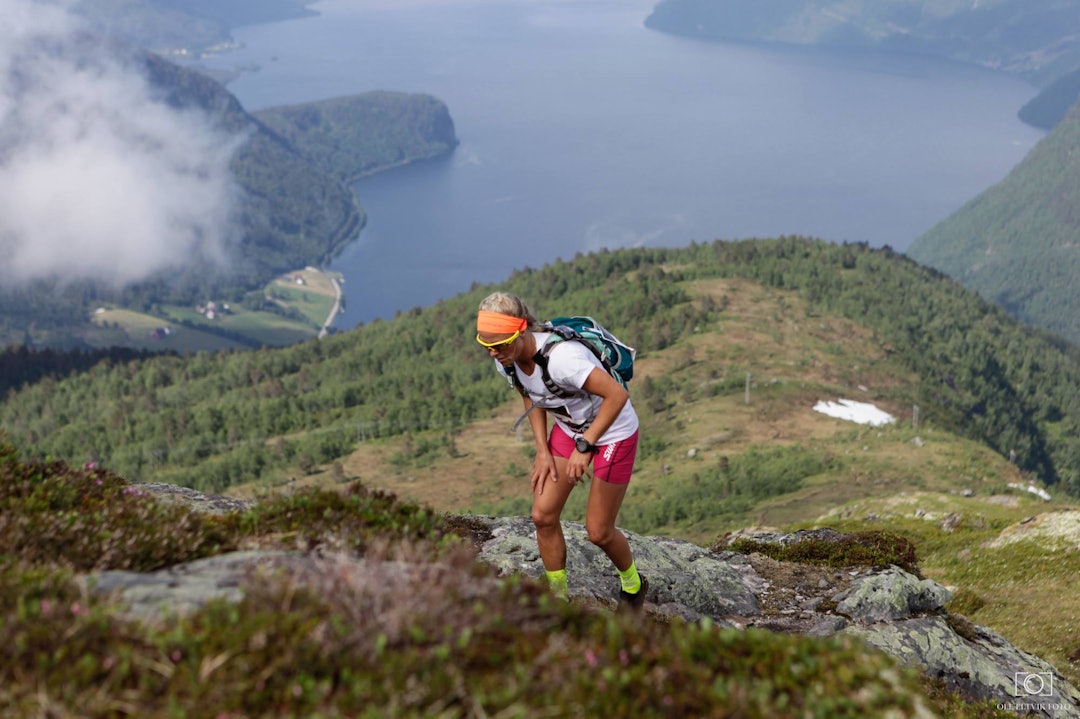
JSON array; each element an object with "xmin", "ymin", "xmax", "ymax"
[{"xmin": 476, "ymin": 329, "xmax": 522, "ymax": 351}]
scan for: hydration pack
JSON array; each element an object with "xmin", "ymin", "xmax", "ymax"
[{"xmin": 500, "ymin": 316, "xmax": 636, "ymax": 398}]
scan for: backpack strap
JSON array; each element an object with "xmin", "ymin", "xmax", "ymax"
[
  {"xmin": 500, "ymin": 331, "xmax": 592, "ymax": 400},
  {"xmin": 503, "ymin": 339, "xmax": 608, "ymax": 433},
  {"xmin": 532, "ymin": 343, "xmax": 586, "ymax": 399}
]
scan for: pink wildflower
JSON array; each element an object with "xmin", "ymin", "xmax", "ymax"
[{"xmin": 585, "ymin": 649, "xmax": 598, "ymax": 667}]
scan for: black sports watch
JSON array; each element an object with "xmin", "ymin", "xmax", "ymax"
[{"xmin": 575, "ymin": 437, "xmax": 598, "ymax": 454}]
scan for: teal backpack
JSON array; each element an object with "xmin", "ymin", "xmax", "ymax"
[{"xmin": 500, "ymin": 316, "xmax": 636, "ymax": 398}]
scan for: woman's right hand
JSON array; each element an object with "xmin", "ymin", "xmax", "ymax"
[{"xmin": 530, "ymin": 451, "xmax": 558, "ymax": 495}]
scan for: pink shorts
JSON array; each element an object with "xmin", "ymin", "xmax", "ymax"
[{"xmin": 550, "ymin": 427, "xmax": 639, "ymax": 485}]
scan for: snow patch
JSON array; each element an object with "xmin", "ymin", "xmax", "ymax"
[
  {"xmin": 813, "ymin": 399, "xmax": 896, "ymax": 427},
  {"xmin": 1008, "ymin": 483, "xmax": 1051, "ymax": 502}
]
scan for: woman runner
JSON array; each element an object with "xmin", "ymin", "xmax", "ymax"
[{"xmin": 476, "ymin": 292, "xmax": 647, "ymax": 610}]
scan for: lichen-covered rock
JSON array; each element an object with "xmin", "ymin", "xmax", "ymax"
[
  {"xmin": 846, "ymin": 618, "xmax": 1080, "ymax": 719},
  {"xmin": 134, "ymin": 482, "xmax": 254, "ymax": 515},
  {"xmin": 475, "ymin": 516, "xmax": 761, "ymax": 614},
  {"xmin": 88, "ymin": 550, "xmax": 296, "ymax": 622},
  {"xmin": 834, "ymin": 566, "xmax": 953, "ymax": 622}
]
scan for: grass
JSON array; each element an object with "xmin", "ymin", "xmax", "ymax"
[
  {"xmin": 14, "ymin": 272, "xmax": 1061, "ymax": 714},
  {"xmin": 264, "ymin": 278, "xmax": 1029, "ymax": 542},
  {"xmin": 726, "ymin": 529, "xmax": 922, "ymax": 576},
  {"xmin": 266, "ymin": 268, "xmax": 339, "ymax": 327},
  {"xmin": 83, "ymin": 268, "xmax": 342, "ymax": 352},
  {"xmin": 90, "ymin": 308, "xmax": 249, "ymax": 352},
  {"xmin": 161, "ymin": 304, "xmax": 314, "ymax": 347}
]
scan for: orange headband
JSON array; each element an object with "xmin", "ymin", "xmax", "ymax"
[{"xmin": 477, "ymin": 310, "xmax": 527, "ymax": 334}]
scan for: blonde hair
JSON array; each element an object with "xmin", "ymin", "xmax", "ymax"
[{"xmin": 478, "ymin": 292, "xmax": 540, "ymax": 330}]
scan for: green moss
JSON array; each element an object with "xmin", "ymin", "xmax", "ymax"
[{"xmin": 726, "ymin": 530, "xmax": 921, "ymax": 576}]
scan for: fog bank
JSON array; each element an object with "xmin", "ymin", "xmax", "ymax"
[{"xmin": 0, "ymin": 0, "xmax": 242, "ymax": 289}]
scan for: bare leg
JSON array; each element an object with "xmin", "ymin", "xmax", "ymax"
[
  {"xmin": 585, "ymin": 477, "xmax": 633, "ymax": 571},
  {"xmin": 531, "ymin": 456, "xmax": 576, "ymax": 571}
]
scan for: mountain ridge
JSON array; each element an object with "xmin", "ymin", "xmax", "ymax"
[
  {"xmin": 8, "ymin": 239, "xmax": 1080, "ymax": 712},
  {"xmin": 5, "ymin": 237, "xmax": 1080, "ymax": 501}
]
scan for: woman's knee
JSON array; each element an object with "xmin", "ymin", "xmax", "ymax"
[
  {"xmin": 532, "ymin": 507, "xmax": 560, "ymax": 531},
  {"xmin": 586, "ymin": 522, "xmax": 617, "ymax": 548}
]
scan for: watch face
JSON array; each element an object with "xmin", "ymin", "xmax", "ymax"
[{"xmin": 575, "ymin": 438, "xmax": 593, "ymax": 453}]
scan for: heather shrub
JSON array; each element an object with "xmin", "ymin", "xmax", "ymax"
[
  {"xmin": 237, "ymin": 482, "xmax": 447, "ymax": 553},
  {"xmin": 0, "ymin": 551, "xmax": 943, "ymax": 718},
  {"xmin": 0, "ymin": 445, "xmax": 236, "ymax": 571},
  {"xmin": 0, "ymin": 440, "xmax": 451, "ymax": 572}
]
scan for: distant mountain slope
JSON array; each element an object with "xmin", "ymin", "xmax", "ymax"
[
  {"xmin": 906, "ymin": 95, "xmax": 1080, "ymax": 345},
  {"xmin": 5, "ymin": 238, "xmax": 1080, "ymax": 501},
  {"xmin": 0, "ymin": 46, "xmax": 457, "ymax": 348},
  {"xmin": 73, "ymin": 0, "xmax": 317, "ymax": 55},
  {"xmin": 644, "ymin": 0, "xmax": 1080, "ymax": 81},
  {"xmin": 135, "ymin": 58, "xmax": 458, "ymax": 291}
]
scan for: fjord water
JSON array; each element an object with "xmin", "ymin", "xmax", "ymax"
[{"xmin": 207, "ymin": 0, "xmax": 1044, "ymax": 328}]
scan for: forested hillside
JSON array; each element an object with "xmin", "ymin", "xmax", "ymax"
[
  {"xmin": 907, "ymin": 94, "xmax": 1080, "ymax": 346},
  {"xmin": 4, "ymin": 238, "xmax": 1080, "ymax": 499},
  {"xmin": 644, "ymin": 0, "xmax": 1080, "ymax": 83},
  {"xmin": 254, "ymin": 92, "xmax": 459, "ymax": 182}
]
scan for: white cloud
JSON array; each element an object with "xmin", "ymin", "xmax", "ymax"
[{"xmin": 0, "ymin": 0, "xmax": 243, "ymax": 288}]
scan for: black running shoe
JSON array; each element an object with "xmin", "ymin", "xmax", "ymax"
[{"xmin": 618, "ymin": 576, "xmax": 649, "ymax": 612}]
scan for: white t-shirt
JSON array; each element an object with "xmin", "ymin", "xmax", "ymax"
[{"xmin": 514, "ymin": 332, "xmax": 639, "ymax": 444}]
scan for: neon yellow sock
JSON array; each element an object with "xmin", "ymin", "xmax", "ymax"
[
  {"xmin": 618, "ymin": 561, "xmax": 642, "ymax": 594},
  {"xmin": 546, "ymin": 568, "xmax": 569, "ymax": 600}
]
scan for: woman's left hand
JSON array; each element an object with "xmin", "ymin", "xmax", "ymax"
[{"xmin": 567, "ymin": 450, "xmax": 592, "ymax": 485}]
